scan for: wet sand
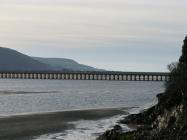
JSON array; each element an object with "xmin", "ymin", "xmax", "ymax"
[{"xmin": 0, "ymin": 108, "xmax": 127, "ymax": 140}]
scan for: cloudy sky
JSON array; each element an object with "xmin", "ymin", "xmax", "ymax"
[{"xmin": 0, "ymin": 0, "xmax": 186, "ymax": 72}]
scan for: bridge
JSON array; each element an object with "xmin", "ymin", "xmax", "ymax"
[{"xmin": 0, "ymin": 71, "xmax": 171, "ymax": 81}]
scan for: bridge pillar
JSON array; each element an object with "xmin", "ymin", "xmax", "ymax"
[
  {"xmin": 109, "ymin": 75, "xmax": 113, "ymax": 80},
  {"xmin": 29, "ymin": 73, "xmax": 32, "ymax": 79},
  {"xmin": 27, "ymin": 73, "xmax": 30, "ymax": 79},
  {"xmin": 122, "ymin": 75, "xmax": 125, "ymax": 81},
  {"xmin": 6, "ymin": 73, "xmax": 8, "ymax": 79},
  {"xmin": 105, "ymin": 75, "xmax": 107, "ymax": 80},
  {"xmin": 69, "ymin": 73, "xmax": 72, "ymax": 80},
  {"xmin": 42, "ymin": 73, "xmax": 45, "ymax": 79},
  {"xmin": 10, "ymin": 73, "xmax": 13, "ymax": 79},
  {"xmin": 161, "ymin": 75, "xmax": 164, "ymax": 81},
  {"xmin": 156, "ymin": 75, "xmax": 158, "ymax": 81},
  {"xmin": 138, "ymin": 75, "xmax": 141, "ymax": 81},
  {"xmin": 26, "ymin": 73, "xmax": 28, "ymax": 79},
  {"xmin": 114, "ymin": 75, "xmax": 118, "ymax": 81},
  {"xmin": 60, "ymin": 74, "xmax": 64, "ymax": 80},
  {"xmin": 3, "ymin": 73, "xmax": 6, "ymax": 79},
  {"xmin": 72, "ymin": 74, "xmax": 75, "ymax": 80},
  {"xmin": 23, "ymin": 73, "xmax": 26, "ymax": 79},
  {"xmin": 9, "ymin": 73, "xmax": 11, "ymax": 79},
  {"xmin": 20, "ymin": 73, "xmax": 23, "ymax": 79},
  {"xmin": 32, "ymin": 73, "xmax": 35, "ymax": 79},
  {"xmin": 101, "ymin": 75, "xmax": 104, "ymax": 80},
  {"xmin": 145, "ymin": 75, "xmax": 148, "ymax": 81},
  {"xmin": 134, "ymin": 75, "xmax": 138, "ymax": 81},
  {"xmin": 90, "ymin": 74, "xmax": 93, "ymax": 80},
  {"xmin": 84, "ymin": 74, "xmax": 88, "ymax": 80},
  {"xmin": 149, "ymin": 75, "xmax": 151, "ymax": 81},
  {"xmin": 137, "ymin": 75, "xmax": 140, "ymax": 81},
  {"xmin": 67, "ymin": 74, "xmax": 70, "ymax": 80},
  {"xmin": 153, "ymin": 75, "xmax": 156, "ymax": 81},
  {"xmin": 126, "ymin": 75, "xmax": 129, "ymax": 81},
  {"xmin": 81, "ymin": 74, "xmax": 84, "ymax": 80},
  {"xmin": 48, "ymin": 74, "xmax": 51, "ymax": 79},
  {"xmin": 22, "ymin": 73, "xmax": 26, "ymax": 79},
  {"xmin": 158, "ymin": 75, "xmax": 161, "ymax": 81},
  {"xmin": 94, "ymin": 74, "xmax": 97, "ymax": 80},
  {"xmin": 56, "ymin": 74, "xmax": 60, "ymax": 79},
  {"xmin": 4, "ymin": 73, "xmax": 7, "ymax": 79},
  {"xmin": 4, "ymin": 73, "xmax": 7, "ymax": 78},
  {"xmin": 73, "ymin": 74, "xmax": 76, "ymax": 80},
  {"xmin": 97, "ymin": 74, "xmax": 100, "ymax": 80},
  {"xmin": 45, "ymin": 74, "xmax": 48, "ymax": 79},
  {"xmin": 7, "ymin": 73, "xmax": 10, "ymax": 79},
  {"xmin": 76, "ymin": 74, "xmax": 80, "ymax": 80},
  {"xmin": 105, "ymin": 75, "xmax": 108, "ymax": 80},
  {"xmin": 24, "ymin": 73, "xmax": 27, "ymax": 79},
  {"xmin": 143, "ymin": 75, "xmax": 146, "ymax": 81},
  {"xmin": 92, "ymin": 74, "xmax": 94, "ymax": 80},
  {"xmin": 152, "ymin": 75, "xmax": 154, "ymax": 81},
  {"xmin": 110, "ymin": 74, "xmax": 113, "ymax": 80},
  {"xmin": 64, "ymin": 74, "xmax": 67, "ymax": 80},
  {"xmin": 53, "ymin": 74, "xmax": 56, "ymax": 79},
  {"xmin": 13, "ymin": 73, "xmax": 16, "ymax": 79},
  {"xmin": 6, "ymin": 73, "xmax": 9, "ymax": 79}
]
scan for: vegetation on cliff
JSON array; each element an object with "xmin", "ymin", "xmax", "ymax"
[{"xmin": 97, "ymin": 36, "xmax": 187, "ymax": 140}]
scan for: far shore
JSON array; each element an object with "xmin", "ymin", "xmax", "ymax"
[{"xmin": 0, "ymin": 108, "xmax": 128, "ymax": 140}]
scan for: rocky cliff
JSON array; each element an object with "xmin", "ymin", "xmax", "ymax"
[{"xmin": 97, "ymin": 36, "xmax": 187, "ymax": 140}]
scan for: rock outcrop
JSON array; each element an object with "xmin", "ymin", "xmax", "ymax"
[{"xmin": 97, "ymin": 36, "xmax": 187, "ymax": 140}]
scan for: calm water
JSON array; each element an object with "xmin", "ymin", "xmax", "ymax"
[{"xmin": 0, "ymin": 79, "xmax": 165, "ymax": 116}]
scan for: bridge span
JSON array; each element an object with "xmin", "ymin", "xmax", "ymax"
[{"xmin": 0, "ymin": 71, "xmax": 171, "ymax": 81}]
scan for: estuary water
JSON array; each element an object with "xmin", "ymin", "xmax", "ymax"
[
  {"xmin": 0, "ymin": 79, "xmax": 165, "ymax": 140},
  {"xmin": 0, "ymin": 79, "xmax": 165, "ymax": 116}
]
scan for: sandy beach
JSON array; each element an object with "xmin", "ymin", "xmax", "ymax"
[{"xmin": 0, "ymin": 108, "xmax": 127, "ymax": 140}]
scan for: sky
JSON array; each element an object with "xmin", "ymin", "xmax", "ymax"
[{"xmin": 0, "ymin": 0, "xmax": 187, "ymax": 72}]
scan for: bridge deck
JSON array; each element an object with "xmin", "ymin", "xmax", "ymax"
[{"xmin": 0, "ymin": 71, "xmax": 171, "ymax": 81}]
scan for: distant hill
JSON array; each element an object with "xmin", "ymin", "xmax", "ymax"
[
  {"xmin": 0, "ymin": 47, "xmax": 53, "ymax": 72},
  {"xmin": 0, "ymin": 47, "xmax": 102, "ymax": 72},
  {"xmin": 33, "ymin": 57, "xmax": 103, "ymax": 71}
]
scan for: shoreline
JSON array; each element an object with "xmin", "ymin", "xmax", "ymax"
[
  {"xmin": 0, "ymin": 107, "xmax": 132, "ymax": 118},
  {"xmin": 0, "ymin": 108, "xmax": 128, "ymax": 140}
]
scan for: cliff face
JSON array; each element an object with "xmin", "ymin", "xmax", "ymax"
[{"xmin": 97, "ymin": 37, "xmax": 187, "ymax": 140}]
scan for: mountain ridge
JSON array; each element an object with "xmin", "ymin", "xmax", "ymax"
[
  {"xmin": 0, "ymin": 47, "xmax": 102, "ymax": 72},
  {"xmin": 33, "ymin": 57, "xmax": 103, "ymax": 71},
  {"xmin": 0, "ymin": 47, "xmax": 53, "ymax": 72}
]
